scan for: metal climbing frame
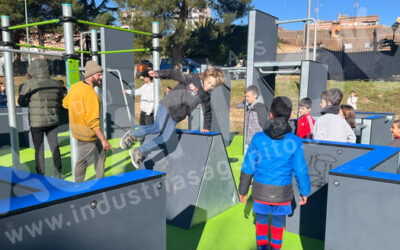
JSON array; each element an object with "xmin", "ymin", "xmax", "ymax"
[{"xmin": 0, "ymin": 4, "xmax": 161, "ymax": 180}]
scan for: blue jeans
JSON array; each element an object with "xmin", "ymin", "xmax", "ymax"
[{"xmin": 132, "ymin": 104, "xmax": 176, "ymax": 155}]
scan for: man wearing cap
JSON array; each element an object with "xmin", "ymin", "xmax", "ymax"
[
  {"xmin": 63, "ymin": 60, "xmax": 113, "ymax": 182},
  {"xmin": 18, "ymin": 59, "xmax": 65, "ymax": 178},
  {"xmin": 123, "ymin": 69, "xmax": 154, "ymax": 125}
]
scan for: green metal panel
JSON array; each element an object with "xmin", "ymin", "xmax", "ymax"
[{"xmin": 67, "ymin": 58, "xmax": 80, "ymax": 87}]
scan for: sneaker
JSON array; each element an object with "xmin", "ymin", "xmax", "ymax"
[
  {"xmin": 120, "ymin": 131, "xmax": 135, "ymax": 149},
  {"xmin": 129, "ymin": 148, "xmax": 143, "ymax": 169}
]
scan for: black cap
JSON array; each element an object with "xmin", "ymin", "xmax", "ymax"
[{"xmin": 141, "ymin": 70, "xmax": 152, "ymax": 79}]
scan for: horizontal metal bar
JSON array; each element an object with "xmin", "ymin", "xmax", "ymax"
[
  {"xmin": 276, "ymin": 17, "xmax": 318, "ymax": 61},
  {"xmin": 0, "ymin": 48, "xmax": 64, "ymax": 57},
  {"xmin": 98, "ymin": 48, "xmax": 150, "ymax": 54},
  {"xmin": 0, "ymin": 112, "xmax": 28, "ymax": 116},
  {"xmin": 17, "ymin": 43, "xmax": 65, "ymax": 52},
  {"xmin": 220, "ymin": 67, "xmax": 247, "ymax": 72},
  {"xmin": 16, "ymin": 43, "xmax": 91, "ymax": 54},
  {"xmin": 8, "ymin": 19, "xmax": 60, "ymax": 30},
  {"xmin": 276, "ymin": 17, "xmax": 317, "ymax": 25},
  {"xmin": 254, "ymin": 61, "xmax": 302, "ymax": 68},
  {"xmin": 257, "ymin": 67, "xmax": 301, "ymax": 75},
  {"xmin": 77, "ymin": 20, "xmax": 152, "ymax": 36}
]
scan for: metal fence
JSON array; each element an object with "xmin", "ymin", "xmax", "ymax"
[{"xmin": 277, "ymin": 47, "xmax": 400, "ymax": 81}]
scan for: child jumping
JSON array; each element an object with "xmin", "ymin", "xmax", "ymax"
[
  {"xmin": 239, "ymin": 96, "xmax": 311, "ymax": 250},
  {"xmin": 120, "ymin": 67, "xmax": 225, "ymax": 168}
]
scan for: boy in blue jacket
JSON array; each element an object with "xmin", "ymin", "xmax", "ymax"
[{"xmin": 239, "ymin": 96, "xmax": 311, "ymax": 250}]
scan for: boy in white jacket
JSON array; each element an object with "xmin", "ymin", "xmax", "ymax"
[
  {"xmin": 313, "ymin": 88, "xmax": 356, "ymax": 143},
  {"xmin": 123, "ymin": 70, "xmax": 154, "ymax": 125}
]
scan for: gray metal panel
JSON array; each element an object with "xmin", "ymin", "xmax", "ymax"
[
  {"xmin": 372, "ymin": 153, "xmax": 399, "ymax": 173},
  {"xmin": 360, "ymin": 118, "xmax": 372, "ymax": 145},
  {"xmin": 245, "ymin": 10, "xmax": 278, "ymax": 149},
  {"xmin": 286, "ymin": 142, "xmax": 371, "ymax": 240},
  {"xmin": 325, "ymin": 175, "xmax": 400, "ymax": 250},
  {"xmin": 0, "ymin": 177, "xmax": 166, "ymax": 250},
  {"xmin": 100, "ymin": 28, "xmax": 135, "ymax": 139},
  {"xmin": 210, "ymin": 71, "xmax": 231, "ymax": 146},
  {"xmin": 188, "ymin": 107, "xmax": 201, "ymax": 131},
  {"xmin": 370, "ymin": 116, "xmax": 394, "ymax": 146},
  {"xmin": 0, "ymin": 107, "xmax": 30, "ymax": 149},
  {"xmin": 141, "ymin": 131, "xmax": 238, "ymax": 229},
  {"xmin": 142, "ymin": 132, "xmax": 211, "ymax": 228},
  {"xmin": 300, "ymin": 61, "xmax": 327, "ymax": 117},
  {"xmin": 191, "ymin": 134, "xmax": 239, "ymax": 226}
]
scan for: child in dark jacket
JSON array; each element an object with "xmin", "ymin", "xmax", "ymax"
[
  {"xmin": 239, "ymin": 96, "xmax": 311, "ymax": 250},
  {"xmin": 0, "ymin": 82, "xmax": 7, "ymax": 106},
  {"xmin": 120, "ymin": 67, "xmax": 225, "ymax": 168}
]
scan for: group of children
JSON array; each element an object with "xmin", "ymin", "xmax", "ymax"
[{"xmin": 238, "ymin": 87, "xmax": 361, "ymax": 250}]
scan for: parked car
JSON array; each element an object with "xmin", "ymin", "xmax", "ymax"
[
  {"xmin": 160, "ymin": 58, "xmax": 201, "ymax": 73},
  {"xmin": 137, "ymin": 60, "xmax": 153, "ymax": 77}
]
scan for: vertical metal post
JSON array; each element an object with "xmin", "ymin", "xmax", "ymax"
[
  {"xmin": 1, "ymin": 16, "xmax": 20, "ymax": 168},
  {"xmin": 90, "ymin": 29, "xmax": 101, "ymax": 96},
  {"xmin": 62, "ymin": 3, "xmax": 78, "ymax": 181},
  {"xmin": 90, "ymin": 29, "xmax": 99, "ymax": 63},
  {"xmin": 24, "ymin": 0, "xmax": 31, "ymax": 63},
  {"xmin": 152, "ymin": 22, "xmax": 160, "ymax": 114},
  {"xmin": 306, "ymin": 0, "xmax": 311, "ymax": 60}
]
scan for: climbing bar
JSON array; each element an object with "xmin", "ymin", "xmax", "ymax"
[
  {"xmin": 76, "ymin": 20, "xmax": 152, "ymax": 36},
  {"xmin": 0, "ymin": 48, "xmax": 64, "ymax": 57},
  {"xmin": 16, "ymin": 43, "xmax": 91, "ymax": 54},
  {"xmin": 98, "ymin": 48, "xmax": 150, "ymax": 54},
  {"xmin": 8, "ymin": 19, "xmax": 60, "ymax": 30}
]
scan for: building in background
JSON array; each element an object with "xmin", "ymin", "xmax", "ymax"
[{"xmin": 278, "ymin": 14, "xmax": 398, "ymax": 53}]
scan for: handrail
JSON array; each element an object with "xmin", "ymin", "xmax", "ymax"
[
  {"xmin": 276, "ymin": 17, "xmax": 318, "ymax": 61},
  {"xmin": 16, "ymin": 43, "xmax": 91, "ymax": 54},
  {"xmin": 0, "ymin": 48, "xmax": 64, "ymax": 57},
  {"xmin": 77, "ymin": 20, "xmax": 152, "ymax": 36},
  {"xmin": 8, "ymin": 19, "xmax": 60, "ymax": 30},
  {"xmin": 98, "ymin": 48, "xmax": 150, "ymax": 54}
]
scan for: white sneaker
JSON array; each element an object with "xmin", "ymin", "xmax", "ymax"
[
  {"xmin": 129, "ymin": 149, "xmax": 143, "ymax": 169},
  {"xmin": 120, "ymin": 131, "xmax": 135, "ymax": 149}
]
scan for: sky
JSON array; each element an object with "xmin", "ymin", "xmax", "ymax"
[
  {"xmin": 98, "ymin": 0, "xmax": 400, "ymax": 30},
  {"xmin": 249, "ymin": 0, "xmax": 400, "ymax": 30}
]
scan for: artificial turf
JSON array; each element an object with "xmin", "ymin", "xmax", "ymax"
[{"xmin": 0, "ymin": 132, "xmax": 324, "ymax": 250}]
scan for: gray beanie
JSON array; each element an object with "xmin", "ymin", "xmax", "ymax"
[{"xmin": 85, "ymin": 61, "xmax": 103, "ymax": 78}]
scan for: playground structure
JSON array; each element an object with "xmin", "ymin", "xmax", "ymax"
[
  {"xmin": 1, "ymin": 5, "xmax": 400, "ymax": 250},
  {"xmin": 0, "ymin": 166, "xmax": 167, "ymax": 250},
  {"xmin": 0, "ymin": 3, "xmax": 238, "ymax": 241},
  {"xmin": 243, "ymin": 9, "xmax": 400, "ymax": 250},
  {"xmin": 0, "ymin": 4, "xmax": 161, "ymax": 180},
  {"xmin": 141, "ymin": 130, "xmax": 239, "ymax": 229}
]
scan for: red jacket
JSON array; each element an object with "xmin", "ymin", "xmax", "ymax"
[{"xmin": 297, "ymin": 113, "xmax": 315, "ymax": 139}]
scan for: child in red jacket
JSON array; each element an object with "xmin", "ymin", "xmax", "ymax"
[{"xmin": 297, "ymin": 98, "xmax": 315, "ymax": 139}]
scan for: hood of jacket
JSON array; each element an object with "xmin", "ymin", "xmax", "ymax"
[
  {"xmin": 320, "ymin": 105, "xmax": 340, "ymax": 115},
  {"xmin": 28, "ymin": 59, "xmax": 50, "ymax": 79},
  {"xmin": 264, "ymin": 117, "xmax": 292, "ymax": 139}
]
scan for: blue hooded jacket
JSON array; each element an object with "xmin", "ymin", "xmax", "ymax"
[{"xmin": 239, "ymin": 119, "xmax": 311, "ymax": 203}]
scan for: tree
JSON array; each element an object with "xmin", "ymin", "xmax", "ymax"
[{"xmin": 115, "ymin": 0, "xmax": 252, "ymax": 69}]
